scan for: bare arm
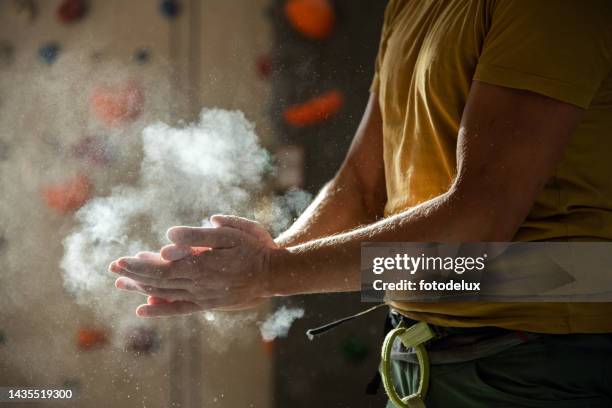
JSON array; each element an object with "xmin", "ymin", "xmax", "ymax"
[
  {"xmin": 111, "ymin": 82, "xmax": 584, "ymax": 316},
  {"xmin": 275, "ymin": 93, "xmax": 386, "ymax": 247},
  {"xmin": 268, "ymin": 81, "xmax": 583, "ymax": 296},
  {"xmin": 110, "ymin": 93, "xmax": 386, "ymax": 314}
]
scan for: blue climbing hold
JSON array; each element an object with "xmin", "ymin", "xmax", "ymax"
[
  {"xmin": 159, "ymin": 0, "xmax": 180, "ymax": 19},
  {"xmin": 133, "ymin": 48, "xmax": 150, "ymax": 64},
  {"xmin": 39, "ymin": 42, "xmax": 60, "ymax": 64}
]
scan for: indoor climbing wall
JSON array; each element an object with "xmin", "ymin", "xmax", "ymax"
[
  {"xmin": 267, "ymin": 0, "xmax": 390, "ymax": 407},
  {"xmin": 0, "ymin": 1, "xmax": 272, "ymax": 407}
]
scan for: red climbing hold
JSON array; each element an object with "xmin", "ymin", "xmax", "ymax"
[
  {"xmin": 90, "ymin": 81, "xmax": 144, "ymax": 127},
  {"xmin": 76, "ymin": 328, "xmax": 108, "ymax": 350},
  {"xmin": 284, "ymin": 0, "xmax": 335, "ymax": 40},
  {"xmin": 283, "ymin": 89, "xmax": 344, "ymax": 127},
  {"xmin": 57, "ymin": 0, "xmax": 87, "ymax": 24},
  {"xmin": 42, "ymin": 174, "xmax": 92, "ymax": 214},
  {"xmin": 256, "ymin": 54, "xmax": 272, "ymax": 79}
]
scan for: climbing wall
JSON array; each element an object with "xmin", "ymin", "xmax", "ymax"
[
  {"xmin": 0, "ymin": 1, "xmax": 272, "ymax": 407},
  {"xmin": 266, "ymin": 0, "xmax": 390, "ymax": 407}
]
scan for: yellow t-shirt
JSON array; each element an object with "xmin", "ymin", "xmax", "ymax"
[{"xmin": 372, "ymin": 0, "xmax": 612, "ymax": 333}]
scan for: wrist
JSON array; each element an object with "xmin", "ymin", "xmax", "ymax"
[
  {"xmin": 264, "ymin": 247, "xmax": 294, "ymax": 297},
  {"xmin": 274, "ymin": 231, "xmax": 302, "ymax": 249},
  {"xmin": 273, "ymin": 236, "xmax": 290, "ymax": 249}
]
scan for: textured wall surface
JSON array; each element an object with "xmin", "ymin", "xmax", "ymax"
[
  {"xmin": 268, "ymin": 1, "xmax": 390, "ymax": 407},
  {"xmin": 0, "ymin": 1, "xmax": 272, "ymax": 407}
]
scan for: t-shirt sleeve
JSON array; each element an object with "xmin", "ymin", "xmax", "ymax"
[
  {"xmin": 370, "ymin": 0, "xmax": 402, "ymax": 93},
  {"xmin": 474, "ymin": 0, "xmax": 612, "ymax": 108}
]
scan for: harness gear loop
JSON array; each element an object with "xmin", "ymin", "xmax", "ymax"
[{"xmin": 381, "ymin": 321, "xmax": 434, "ymax": 408}]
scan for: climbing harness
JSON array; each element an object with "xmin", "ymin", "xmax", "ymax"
[
  {"xmin": 306, "ymin": 305, "xmax": 537, "ymax": 408},
  {"xmin": 381, "ymin": 321, "xmax": 434, "ymax": 408},
  {"xmin": 306, "ymin": 305, "xmax": 433, "ymax": 408}
]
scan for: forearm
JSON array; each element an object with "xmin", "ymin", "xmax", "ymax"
[
  {"xmin": 275, "ymin": 92, "xmax": 386, "ymax": 248},
  {"xmin": 268, "ymin": 186, "xmax": 521, "ymax": 297},
  {"xmin": 275, "ymin": 170, "xmax": 381, "ymax": 248},
  {"xmin": 268, "ymin": 82, "xmax": 582, "ymax": 298}
]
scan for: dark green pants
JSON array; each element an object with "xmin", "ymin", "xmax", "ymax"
[{"xmin": 386, "ymin": 334, "xmax": 612, "ymax": 408}]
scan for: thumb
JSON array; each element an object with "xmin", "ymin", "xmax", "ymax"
[{"xmin": 210, "ymin": 214, "xmax": 275, "ymax": 247}]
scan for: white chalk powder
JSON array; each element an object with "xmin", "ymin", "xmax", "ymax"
[
  {"xmin": 61, "ymin": 109, "xmax": 309, "ymax": 339},
  {"xmin": 260, "ymin": 306, "xmax": 305, "ymax": 341}
]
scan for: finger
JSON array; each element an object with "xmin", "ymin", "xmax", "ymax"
[
  {"xmin": 109, "ymin": 257, "xmax": 164, "ymax": 277},
  {"xmin": 116, "ymin": 256, "xmax": 190, "ymax": 279},
  {"xmin": 169, "ymin": 251, "xmax": 237, "ymax": 289},
  {"xmin": 136, "ymin": 294, "xmax": 246, "ymax": 317},
  {"xmin": 115, "ymin": 277, "xmax": 196, "ymax": 302},
  {"xmin": 110, "ymin": 262, "xmax": 193, "ymax": 290},
  {"xmin": 136, "ymin": 251, "xmax": 160, "ymax": 260},
  {"xmin": 166, "ymin": 226, "xmax": 243, "ymax": 248},
  {"xmin": 108, "ymin": 260, "xmax": 123, "ymax": 274},
  {"xmin": 160, "ymin": 244, "xmax": 193, "ymax": 261},
  {"xmin": 160, "ymin": 245, "xmax": 210, "ymax": 261},
  {"xmin": 202, "ymin": 295, "xmax": 259, "ymax": 311},
  {"xmin": 211, "ymin": 297, "xmax": 265, "ymax": 311},
  {"xmin": 210, "ymin": 214, "xmax": 275, "ymax": 246},
  {"xmin": 136, "ymin": 301, "xmax": 202, "ymax": 318},
  {"xmin": 147, "ymin": 296, "xmax": 171, "ymax": 305}
]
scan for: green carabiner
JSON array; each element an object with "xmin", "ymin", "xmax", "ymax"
[{"xmin": 380, "ymin": 321, "xmax": 434, "ymax": 408}]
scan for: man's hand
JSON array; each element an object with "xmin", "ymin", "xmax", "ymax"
[{"xmin": 109, "ymin": 215, "xmax": 278, "ymax": 317}]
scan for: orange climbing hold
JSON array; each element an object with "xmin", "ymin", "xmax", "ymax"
[
  {"xmin": 76, "ymin": 328, "xmax": 108, "ymax": 350},
  {"xmin": 90, "ymin": 81, "xmax": 144, "ymax": 127},
  {"xmin": 283, "ymin": 89, "xmax": 343, "ymax": 127},
  {"xmin": 284, "ymin": 0, "xmax": 335, "ymax": 40},
  {"xmin": 42, "ymin": 174, "xmax": 92, "ymax": 214}
]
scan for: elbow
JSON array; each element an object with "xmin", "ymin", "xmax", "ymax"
[
  {"xmin": 335, "ymin": 161, "xmax": 387, "ymax": 221},
  {"xmin": 445, "ymin": 181, "xmax": 532, "ymax": 242}
]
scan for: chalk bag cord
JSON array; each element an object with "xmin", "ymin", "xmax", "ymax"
[{"xmin": 380, "ymin": 321, "xmax": 435, "ymax": 408}]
